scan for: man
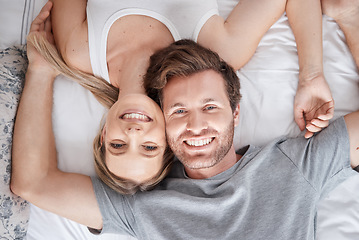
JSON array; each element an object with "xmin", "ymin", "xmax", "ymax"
[
  {"xmin": 11, "ymin": 2, "xmax": 359, "ymax": 239},
  {"xmin": 91, "ymin": 40, "xmax": 358, "ymax": 238}
]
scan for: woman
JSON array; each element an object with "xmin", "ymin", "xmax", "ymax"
[{"xmin": 25, "ymin": 0, "xmax": 332, "ymax": 194}]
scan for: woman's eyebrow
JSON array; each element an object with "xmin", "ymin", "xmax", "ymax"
[
  {"xmin": 141, "ymin": 152, "xmax": 161, "ymax": 158},
  {"xmin": 108, "ymin": 151, "xmax": 126, "ymax": 156}
]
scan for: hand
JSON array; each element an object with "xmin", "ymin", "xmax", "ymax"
[
  {"xmin": 27, "ymin": 1, "xmax": 59, "ymax": 77},
  {"xmin": 321, "ymin": 0, "xmax": 358, "ymax": 22},
  {"xmin": 294, "ymin": 74, "xmax": 334, "ymax": 138}
]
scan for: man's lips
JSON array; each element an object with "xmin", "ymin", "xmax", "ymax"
[{"xmin": 184, "ymin": 137, "xmax": 215, "ymax": 147}]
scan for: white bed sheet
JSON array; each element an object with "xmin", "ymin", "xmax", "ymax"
[{"xmin": 1, "ymin": 0, "xmax": 358, "ymax": 239}]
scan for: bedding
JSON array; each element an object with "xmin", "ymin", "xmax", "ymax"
[
  {"xmin": 0, "ymin": 0, "xmax": 358, "ymax": 239},
  {"xmin": 0, "ymin": 45, "xmax": 28, "ymax": 240}
]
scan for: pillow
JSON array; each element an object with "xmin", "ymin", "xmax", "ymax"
[
  {"xmin": 0, "ymin": 0, "xmax": 47, "ymax": 49},
  {"xmin": 0, "ymin": 45, "xmax": 29, "ymax": 239}
]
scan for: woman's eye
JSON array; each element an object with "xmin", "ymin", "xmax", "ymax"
[
  {"xmin": 144, "ymin": 145, "xmax": 158, "ymax": 151},
  {"xmin": 110, "ymin": 143, "xmax": 125, "ymax": 149}
]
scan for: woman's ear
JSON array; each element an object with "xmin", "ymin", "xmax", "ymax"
[
  {"xmin": 233, "ymin": 103, "xmax": 240, "ymax": 127},
  {"xmin": 100, "ymin": 125, "xmax": 106, "ymax": 147}
]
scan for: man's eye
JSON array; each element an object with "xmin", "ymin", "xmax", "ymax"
[
  {"xmin": 205, "ymin": 106, "xmax": 216, "ymax": 110},
  {"xmin": 110, "ymin": 143, "xmax": 125, "ymax": 149},
  {"xmin": 174, "ymin": 109, "xmax": 185, "ymax": 114},
  {"xmin": 143, "ymin": 145, "xmax": 158, "ymax": 151}
]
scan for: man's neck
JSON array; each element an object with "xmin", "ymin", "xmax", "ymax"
[{"xmin": 184, "ymin": 146, "xmax": 241, "ymax": 179}]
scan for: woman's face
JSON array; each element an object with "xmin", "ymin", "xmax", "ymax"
[{"xmin": 103, "ymin": 94, "xmax": 167, "ymax": 183}]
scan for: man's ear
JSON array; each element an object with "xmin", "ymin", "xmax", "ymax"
[{"xmin": 233, "ymin": 103, "xmax": 240, "ymax": 127}]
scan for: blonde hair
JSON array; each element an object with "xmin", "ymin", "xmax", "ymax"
[
  {"xmin": 29, "ymin": 34, "xmax": 173, "ymax": 194},
  {"xmin": 27, "ymin": 33, "xmax": 118, "ymax": 109}
]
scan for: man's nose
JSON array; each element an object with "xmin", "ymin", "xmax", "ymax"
[{"xmin": 186, "ymin": 111, "xmax": 208, "ymax": 134}]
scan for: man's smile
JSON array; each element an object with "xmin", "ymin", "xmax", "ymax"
[{"xmin": 184, "ymin": 137, "xmax": 215, "ymax": 147}]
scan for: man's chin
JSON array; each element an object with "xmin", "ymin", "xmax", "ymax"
[{"xmin": 178, "ymin": 153, "xmax": 219, "ymax": 170}]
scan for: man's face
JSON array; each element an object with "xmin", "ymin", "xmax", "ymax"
[{"xmin": 162, "ymin": 70, "xmax": 239, "ymax": 170}]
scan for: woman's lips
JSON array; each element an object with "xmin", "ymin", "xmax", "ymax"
[{"xmin": 120, "ymin": 110, "xmax": 152, "ymax": 122}]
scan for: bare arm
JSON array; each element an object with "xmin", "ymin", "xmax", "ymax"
[
  {"xmin": 287, "ymin": 0, "xmax": 323, "ymax": 80},
  {"xmin": 321, "ymin": 0, "xmax": 359, "ymax": 69},
  {"xmin": 321, "ymin": 0, "xmax": 359, "ymax": 167},
  {"xmin": 10, "ymin": 3, "xmax": 102, "ymax": 229},
  {"xmin": 344, "ymin": 113, "xmax": 359, "ymax": 168},
  {"xmin": 50, "ymin": 0, "xmax": 92, "ymax": 73},
  {"xmin": 286, "ymin": 0, "xmax": 334, "ymax": 138},
  {"xmin": 200, "ymin": 0, "xmax": 334, "ymax": 138},
  {"xmin": 198, "ymin": 0, "xmax": 286, "ymax": 70}
]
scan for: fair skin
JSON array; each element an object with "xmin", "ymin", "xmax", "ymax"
[
  {"xmin": 162, "ymin": 70, "xmax": 241, "ymax": 179},
  {"xmin": 103, "ymin": 94, "xmax": 166, "ymax": 183},
  {"xmin": 101, "ymin": 93, "xmax": 167, "ymax": 182},
  {"xmin": 12, "ymin": 0, "xmax": 331, "ymax": 185},
  {"xmin": 17, "ymin": 0, "xmax": 332, "ymax": 184},
  {"xmin": 321, "ymin": 0, "xmax": 359, "ymax": 68},
  {"xmin": 51, "ymin": 0, "xmax": 171, "ymax": 182},
  {"xmin": 199, "ymin": 0, "xmax": 334, "ymax": 138},
  {"xmin": 320, "ymin": 0, "xmax": 359, "ymax": 166},
  {"xmin": 10, "ymin": 1, "xmax": 359, "ymax": 232},
  {"xmin": 161, "ymin": 70, "xmax": 359, "ymax": 179},
  {"xmin": 51, "ymin": 0, "xmax": 332, "ymax": 139}
]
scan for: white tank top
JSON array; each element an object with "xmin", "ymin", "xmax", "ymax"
[{"xmin": 86, "ymin": 0, "xmax": 219, "ymax": 82}]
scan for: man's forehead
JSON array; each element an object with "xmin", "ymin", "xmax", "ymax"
[
  {"xmin": 162, "ymin": 71, "xmax": 228, "ymax": 107},
  {"xmin": 163, "ymin": 70, "xmax": 226, "ymax": 92}
]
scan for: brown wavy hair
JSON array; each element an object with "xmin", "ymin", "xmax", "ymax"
[{"xmin": 144, "ymin": 39, "xmax": 241, "ymax": 112}]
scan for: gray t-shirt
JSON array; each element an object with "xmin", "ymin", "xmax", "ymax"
[{"xmin": 91, "ymin": 117, "xmax": 357, "ymax": 240}]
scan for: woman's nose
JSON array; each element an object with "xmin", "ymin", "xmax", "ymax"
[{"xmin": 125, "ymin": 124, "xmax": 143, "ymax": 133}]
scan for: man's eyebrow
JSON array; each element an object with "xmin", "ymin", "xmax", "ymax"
[
  {"xmin": 203, "ymin": 98, "xmax": 216, "ymax": 104},
  {"xmin": 169, "ymin": 98, "xmax": 217, "ymax": 109},
  {"xmin": 169, "ymin": 103, "xmax": 185, "ymax": 109}
]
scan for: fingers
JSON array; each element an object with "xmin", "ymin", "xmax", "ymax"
[
  {"xmin": 44, "ymin": 16, "xmax": 55, "ymax": 44},
  {"xmin": 304, "ymin": 123, "xmax": 321, "ymax": 139},
  {"xmin": 30, "ymin": 1, "xmax": 53, "ymax": 32},
  {"xmin": 317, "ymin": 100, "xmax": 335, "ymax": 121},
  {"xmin": 306, "ymin": 119, "xmax": 329, "ymax": 131},
  {"xmin": 302, "ymin": 99, "xmax": 335, "ymax": 138},
  {"xmin": 40, "ymin": 1, "xmax": 53, "ymax": 14},
  {"xmin": 294, "ymin": 108, "xmax": 306, "ymax": 131},
  {"xmin": 304, "ymin": 130, "xmax": 314, "ymax": 139},
  {"xmin": 308, "ymin": 118, "xmax": 329, "ymax": 128},
  {"xmin": 305, "ymin": 117, "xmax": 330, "ymax": 139},
  {"xmin": 45, "ymin": 14, "xmax": 52, "ymax": 32}
]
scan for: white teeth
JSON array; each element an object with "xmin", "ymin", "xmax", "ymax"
[
  {"xmin": 186, "ymin": 138, "xmax": 213, "ymax": 147},
  {"xmin": 123, "ymin": 113, "xmax": 149, "ymax": 121}
]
